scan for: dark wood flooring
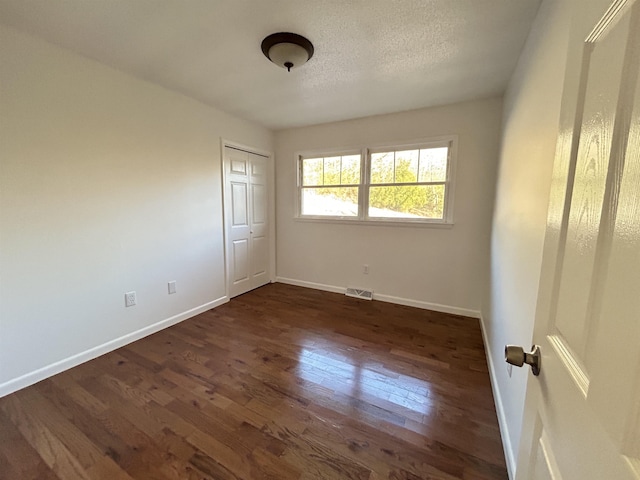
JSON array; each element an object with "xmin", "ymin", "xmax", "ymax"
[{"xmin": 0, "ymin": 283, "xmax": 507, "ymax": 479}]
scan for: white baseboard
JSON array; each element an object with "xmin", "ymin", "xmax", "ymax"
[
  {"xmin": 275, "ymin": 277, "xmax": 345, "ymax": 295},
  {"xmin": 275, "ymin": 277, "xmax": 480, "ymax": 318},
  {"xmin": 479, "ymin": 312, "xmax": 516, "ymax": 480},
  {"xmin": 0, "ymin": 296, "xmax": 228, "ymax": 398},
  {"xmin": 374, "ymin": 293, "xmax": 480, "ymax": 318}
]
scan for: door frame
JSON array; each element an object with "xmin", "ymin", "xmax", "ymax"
[{"xmin": 220, "ymin": 138, "xmax": 276, "ymax": 299}]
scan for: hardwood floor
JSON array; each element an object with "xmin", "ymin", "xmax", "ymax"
[{"xmin": 0, "ymin": 283, "xmax": 507, "ymax": 479}]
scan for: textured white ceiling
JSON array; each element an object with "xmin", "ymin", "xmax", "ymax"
[{"xmin": 0, "ymin": 0, "xmax": 541, "ymax": 130}]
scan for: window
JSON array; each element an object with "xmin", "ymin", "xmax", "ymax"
[{"xmin": 297, "ymin": 137, "xmax": 455, "ymax": 224}]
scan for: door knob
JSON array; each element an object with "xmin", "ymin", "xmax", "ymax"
[{"xmin": 505, "ymin": 345, "xmax": 541, "ymax": 376}]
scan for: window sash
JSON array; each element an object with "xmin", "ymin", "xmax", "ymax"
[
  {"xmin": 365, "ymin": 183, "xmax": 448, "ymax": 220},
  {"xmin": 300, "ymin": 186, "xmax": 361, "ymax": 218},
  {"xmin": 299, "ymin": 152, "xmax": 363, "ymax": 188}
]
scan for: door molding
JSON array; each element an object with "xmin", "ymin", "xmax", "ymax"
[{"xmin": 220, "ymin": 139, "xmax": 276, "ymax": 299}]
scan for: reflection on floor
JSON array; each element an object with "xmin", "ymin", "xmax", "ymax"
[{"xmin": 0, "ymin": 282, "xmax": 508, "ymax": 479}]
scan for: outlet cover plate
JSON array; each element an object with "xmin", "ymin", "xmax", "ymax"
[
  {"xmin": 168, "ymin": 281, "xmax": 177, "ymax": 295},
  {"xmin": 125, "ymin": 291, "xmax": 137, "ymax": 307}
]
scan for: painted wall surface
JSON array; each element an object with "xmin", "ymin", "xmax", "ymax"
[
  {"xmin": 0, "ymin": 26, "xmax": 273, "ymax": 393},
  {"xmin": 275, "ymin": 98, "xmax": 502, "ymax": 315},
  {"xmin": 482, "ymin": 0, "xmax": 573, "ymax": 475}
]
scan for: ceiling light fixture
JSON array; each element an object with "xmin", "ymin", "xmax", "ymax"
[{"xmin": 261, "ymin": 32, "xmax": 314, "ymax": 72}]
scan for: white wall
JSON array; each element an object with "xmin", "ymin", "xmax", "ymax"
[
  {"xmin": 482, "ymin": 0, "xmax": 573, "ymax": 476},
  {"xmin": 0, "ymin": 26, "xmax": 273, "ymax": 395},
  {"xmin": 275, "ymin": 98, "xmax": 502, "ymax": 316}
]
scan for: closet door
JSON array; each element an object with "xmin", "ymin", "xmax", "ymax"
[
  {"xmin": 248, "ymin": 152, "xmax": 269, "ymax": 290},
  {"xmin": 223, "ymin": 146, "xmax": 270, "ymax": 298}
]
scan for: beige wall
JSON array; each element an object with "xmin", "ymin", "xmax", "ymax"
[
  {"xmin": 275, "ymin": 98, "xmax": 503, "ymax": 315},
  {"xmin": 0, "ymin": 26, "xmax": 273, "ymax": 395},
  {"xmin": 482, "ymin": 0, "xmax": 573, "ymax": 475}
]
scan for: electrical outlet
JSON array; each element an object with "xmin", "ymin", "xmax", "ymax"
[
  {"xmin": 168, "ymin": 281, "xmax": 177, "ymax": 295},
  {"xmin": 363, "ymin": 264, "xmax": 369, "ymax": 274},
  {"xmin": 125, "ymin": 291, "xmax": 137, "ymax": 307}
]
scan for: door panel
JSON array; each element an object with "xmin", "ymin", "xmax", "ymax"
[
  {"xmin": 231, "ymin": 182, "xmax": 248, "ymax": 226},
  {"xmin": 232, "ymin": 239, "xmax": 249, "ymax": 283},
  {"xmin": 230, "ymin": 157, "xmax": 247, "ymax": 175},
  {"xmin": 530, "ymin": 430, "xmax": 561, "ymax": 480},
  {"xmin": 554, "ymin": 4, "xmax": 630, "ymax": 361},
  {"xmin": 251, "ymin": 235, "xmax": 268, "ymax": 278},
  {"xmin": 252, "ymin": 183, "xmax": 266, "ymax": 225},
  {"xmin": 224, "ymin": 146, "xmax": 271, "ymax": 297},
  {"xmin": 587, "ymin": 42, "xmax": 640, "ymax": 467},
  {"xmin": 518, "ymin": 1, "xmax": 640, "ymax": 479}
]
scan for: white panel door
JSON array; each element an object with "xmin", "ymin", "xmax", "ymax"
[
  {"xmin": 224, "ymin": 146, "xmax": 271, "ymax": 298},
  {"xmin": 248, "ymin": 152, "xmax": 269, "ymax": 288},
  {"xmin": 516, "ymin": 1, "xmax": 640, "ymax": 479}
]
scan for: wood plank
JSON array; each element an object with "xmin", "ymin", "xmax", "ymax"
[
  {"xmin": 0, "ymin": 409, "xmax": 60, "ymax": 480},
  {"xmin": 0, "ymin": 395, "xmax": 91, "ymax": 480}
]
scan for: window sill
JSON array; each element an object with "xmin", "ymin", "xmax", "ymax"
[{"xmin": 293, "ymin": 216, "xmax": 454, "ymax": 229}]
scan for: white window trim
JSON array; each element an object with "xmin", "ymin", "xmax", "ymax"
[{"xmin": 295, "ymin": 135, "xmax": 458, "ymax": 226}]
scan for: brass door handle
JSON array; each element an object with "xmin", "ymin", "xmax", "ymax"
[{"xmin": 505, "ymin": 345, "xmax": 541, "ymax": 376}]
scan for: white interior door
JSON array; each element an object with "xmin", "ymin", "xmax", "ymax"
[
  {"xmin": 248, "ymin": 151, "xmax": 269, "ymax": 289},
  {"xmin": 516, "ymin": 1, "xmax": 640, "ymax": 479},
  {"xmin": 223, "ymin": 146, "xmax": 271, "ymax": 298}
]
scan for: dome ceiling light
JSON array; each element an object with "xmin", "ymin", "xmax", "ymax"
[{"xmin": 261, "ymin": 32, "xmax": 314, "ymax": 72}]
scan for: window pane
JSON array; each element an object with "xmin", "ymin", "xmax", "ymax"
[
  {"xmin": 368, "ymin": 184, "xmax": 445, "ymax": 219},
  {"xmin": 303, "ymin": 154, "xmax": 361, "ymax": 187},
  {"xmin": 394, "ymin": 150, "xmax": 419, "ymax": 183},
  {"xmin": 323, "ymin": 157, "xmax": 341, "ymax": 185},
  {"xmin": 302, "ymin": 158, "xmax": 323, "ymax": 186},
  {"xmin": 302, "ymin": 187, "xmax": 359, "ymax": 216},
  {"xmin": 419, "ymin": 147, "xmax": 448, "ymax": 182},
  {"xmin": 371, "ymin": 152, "xmax": 394, "ymax": 184},
  {"xmin": 341, "ymin": 155, "xmax": 361, "ymax": 184}
]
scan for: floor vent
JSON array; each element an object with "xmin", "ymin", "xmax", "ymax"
[{"xmin": 345, "ymin": 287, "xmax": 373, "ymax": 301}]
